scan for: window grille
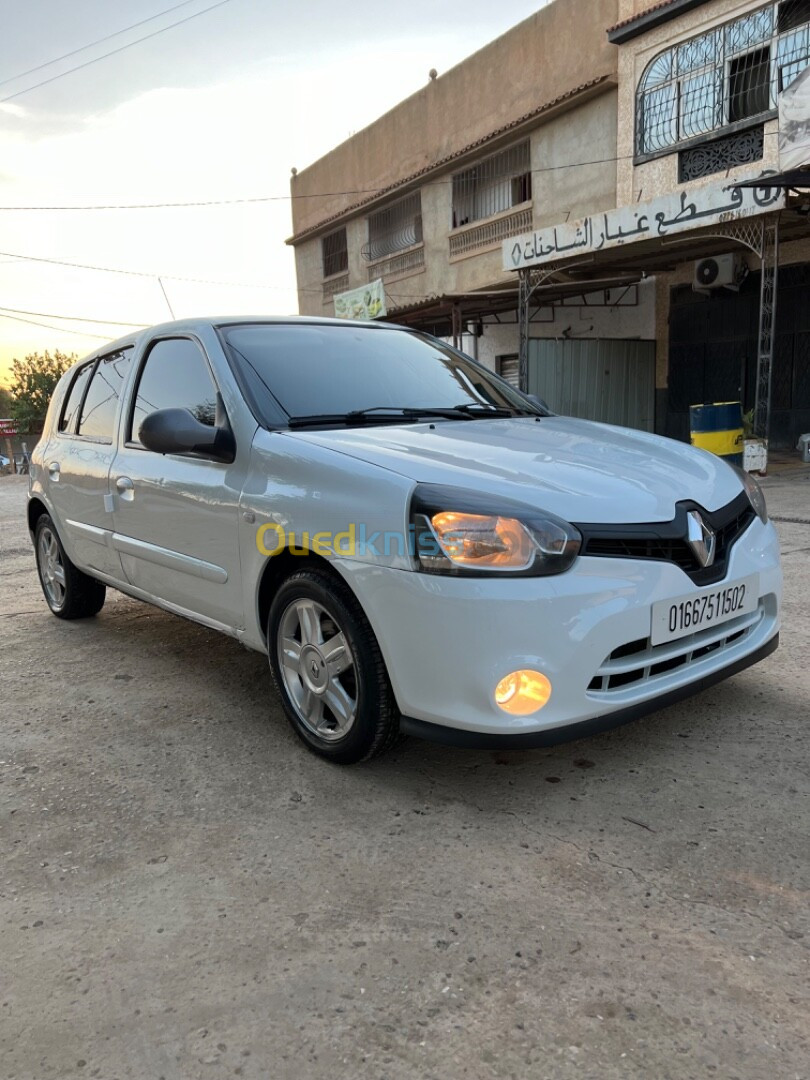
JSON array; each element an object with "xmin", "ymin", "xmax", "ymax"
[
  {"xmin": 779, "ymin": 0, "xmax": 810, "ymax": 33},
  {"xmin": 364, "ymin": 193, "xmax": 422, "ymax": 261},
  {"xmin": 452, "ymin": 141, "xmax": 532, "ymax": 228},
  {"xmin": 322, "ymin": 228, "xmax": 348, "ymax": 279},
  {"xmin": 636, "ymin": 2, "xmax": 810, "ymax": 156},
  {"xmin": 729, "ymin": 48, "xmax": 772, "ymax": 122}
]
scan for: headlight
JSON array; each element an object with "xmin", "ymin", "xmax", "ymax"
[
  {"xmin": 733, "ymin": 466, "xmax": 768, "ymax": 523},
  {"xmin": 410, "ymin": 484, "xmax": 581, "ymax": 576}
]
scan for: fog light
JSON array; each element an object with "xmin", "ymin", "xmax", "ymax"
[{"xmin": 494, "ymin": 670, "xmax": 552, "ymax": 716}]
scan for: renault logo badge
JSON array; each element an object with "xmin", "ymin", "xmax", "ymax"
[{"xmin": 686, "ymin": 510, "xmax": 716, "ymax": 568}]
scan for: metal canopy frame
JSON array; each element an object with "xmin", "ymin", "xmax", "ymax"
[
  {"xmin": 518, "ymin": 264, "xmax": 562, "ymax": 392},
  {"xmin": 516, "ymin": 211, "xmax": 787, "ymax": 439},
  {"xmin": 660, "ymin": 213, "xmax": 782, "ymax": 439}
]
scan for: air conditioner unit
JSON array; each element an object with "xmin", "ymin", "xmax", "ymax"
[{"xmin": 693, "ymin": 253, "xmax": 745, "ymax": 292}]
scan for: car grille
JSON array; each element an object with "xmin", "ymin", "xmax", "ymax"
[
  {"xmin": 586, "ymin": 603, "xmax": 765, "ymax": 695},
  {"xmin": 577, "ymin": 493, "xmax": 755, "ymax": 586}
]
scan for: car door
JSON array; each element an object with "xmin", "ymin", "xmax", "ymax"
[
  {"xmin": 41, "ymin": 348, "xmax": 133, "ymax": 582},
  {"xmin": 110, "ymin": 335, "xmax": 244, "ymax": 630}
]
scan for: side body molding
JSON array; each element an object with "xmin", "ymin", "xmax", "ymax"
[{"xmin": 111, "ymin": 532, "xmax": 229, "ymax": 584}]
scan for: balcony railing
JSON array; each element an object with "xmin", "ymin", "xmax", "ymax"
[
  {"xmin": 366, "ymin": 245, "xmax": 425, "ymax": 281},
  {"xmin": 449, "ymin": 205, "xmax": 533, "ymax": 259},
  {"xmin": 322, "ymin": 274, "xmax": 350, "ymax": 303}
]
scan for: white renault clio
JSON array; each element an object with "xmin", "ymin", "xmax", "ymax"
[{"xmin": 29, "ymin": 318, "xmax": 780, "ymax": 763}]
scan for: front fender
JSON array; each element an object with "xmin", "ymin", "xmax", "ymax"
[{"xmin": 238, "ymin": 431, "xmax": 416, "ymax": 649}]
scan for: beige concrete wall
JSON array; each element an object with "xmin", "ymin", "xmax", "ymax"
[
  {"xmin": 295, "ymin": 88, "xmax": 621, "ymax": 317},
  {"xmin": 533, "ymin": 90, "xmax": 619, "ymax": 227},
  {"xmin": 290, "ymin": 0, "xmax": 619, "ymax": 239}
]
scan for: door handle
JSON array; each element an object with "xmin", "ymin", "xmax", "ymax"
[{"xmin": 48, "ymin": 461, "xmax": 60, "ymax": 480}]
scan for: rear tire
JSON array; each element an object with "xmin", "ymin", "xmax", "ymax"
[
  {"xmin": 34, "ymin": 514, "xmax": 106, "ymax": 619},
  {"xmin": 267, "ymin": 567, "xmax": 400, "ymax": 764}
]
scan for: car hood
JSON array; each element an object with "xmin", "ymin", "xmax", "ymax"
[{"xmin": 283, "ymin": 416, "xmax": 744, "ymax": 524}]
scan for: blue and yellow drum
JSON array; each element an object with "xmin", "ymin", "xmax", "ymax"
[{"xmin": 689, "ymin": 402, "xmax": 744, "ymax": 467}]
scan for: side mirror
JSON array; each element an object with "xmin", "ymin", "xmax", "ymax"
[{"xmin": 139, "ymin": 408, "xmax": 236, "ymax": 463}]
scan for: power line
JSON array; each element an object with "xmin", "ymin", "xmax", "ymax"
[
  {"xmin": 0, "ymin": 304, "xmax": 146, "ymax": 327},
  {"xmin": 0, "ymin": 158, "xmax": 634, "ymax": 210},
  {"xmin": 0, "ymin": 0, "xmax": 206, "ymax": 91},
  {"xmin": 0, "ymin": 190, "xmax": 384, "ymax": 210},
  {"xmin": 0, "ymin": 249, "xmax": 287, "ymax": 290},
  {"xmin": 0, "ymin": 0, "xmax": 234, "ymax": 105},
  {"xmin": 0, "ymin": 311, "xmax": 113, "ymax": 339},
  {"xmin": 0, "ymin": 136, "xmax": 783, "ymax": 211}
]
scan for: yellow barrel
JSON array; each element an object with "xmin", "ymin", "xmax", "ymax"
[{"xmin": 689, "ymin": 402, "xmax": 744, "ymax": 466}]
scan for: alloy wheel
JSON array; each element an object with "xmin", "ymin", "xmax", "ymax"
[
  {"xmin": 38, "ymin": 527, "xmax": 66, "ymax": 609},
  {"xmin": 277, "ymin": 598, "xmax": 358, "ymax": 741}
]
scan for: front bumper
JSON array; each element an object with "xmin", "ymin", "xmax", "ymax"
[
  {"xmin": 400, "ymin": 635, "xmax": 779, "ymax": 748},
  {"xmin": 334, "ymin": 517, "xmax": 781, "ymax": 741}
]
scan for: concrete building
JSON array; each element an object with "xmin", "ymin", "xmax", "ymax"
[{"xmin": 288, "ymin": 0, "xmax": 810, "ymax": 447}]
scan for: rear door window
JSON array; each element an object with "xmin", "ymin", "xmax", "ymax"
[
  {"xmin": 59, "ymin": 363, "xmax": 93, "ymax": 434},
  {"xmin": 77, "ymin": 349, "xmax": 133, "ymax": 441}
]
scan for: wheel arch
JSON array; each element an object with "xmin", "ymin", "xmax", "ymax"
[
  {"xmin": 28, "ymin": 496, "xmax": 50, "ymax": 537},
  {"xmin": 256, "ymin": 548, "xmax": 347, "ymax": 644}
]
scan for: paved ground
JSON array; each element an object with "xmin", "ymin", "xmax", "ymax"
[{"xmin": 1, "ymin": 470, "xmax": 808, "ymax": 1080}]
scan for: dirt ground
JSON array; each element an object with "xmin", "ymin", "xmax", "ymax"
[{"xmin": 1, "ymin": 470, "xmax": 808, "ymax": 1080}]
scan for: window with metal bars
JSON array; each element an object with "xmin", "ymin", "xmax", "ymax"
[
  {"xmin": 364, "ymin": 193, "xmax": 423, "ymax": 261},
  {"xmin": 451, "ymin": 141, "xmax": 532, "ymax": 229},
  {"xmin": 729, "ymin": 47, "xmax": 772, "ymax": 121},
  {"xmin": 322, "ymin": 228, "xmax": 348, "ymax": 279},
  {"xmin": 779, "ymin": 0, "xmax": 810, "ymax": 33},
  {"xmin": 636, "ymin": 2, "xmax": 810, "ymax": 157}
]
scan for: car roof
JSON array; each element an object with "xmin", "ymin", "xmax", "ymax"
[{"xmin": 67, "ymin": 315, "xmax": 405, "ymax": 371}]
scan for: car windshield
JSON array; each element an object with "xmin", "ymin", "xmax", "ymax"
[{"xmin": 219, "ymin": 323, "xmax": 542, "ymax": 426}]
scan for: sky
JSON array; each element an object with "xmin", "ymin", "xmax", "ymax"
[{"xmin": 0, "ymin": 0, "xmax": 550, "ymax": 387}]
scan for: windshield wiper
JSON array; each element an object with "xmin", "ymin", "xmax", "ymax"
[
  {"xmin": 449, "ymin": 403, "xmax": 529, "ymax": 418},
  {"xmin": 286, "ymin": 404, "xmax": 534, "ymax": 429},
  {"xmin": 286, "ymin": 407, "xmax": 480, "ymax": 429}
]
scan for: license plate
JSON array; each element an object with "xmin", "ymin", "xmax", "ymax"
[{"xmin": 650, "ymin": 575, "xmax": 758, "ymax": 647}]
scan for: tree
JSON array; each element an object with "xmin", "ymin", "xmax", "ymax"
[
  {"xmin": 0, "ymin": 385, "xmax": 15, "ymax": 417},
  {"xmin": 8, "ymin": 350, "xmax": 76, "ymax": 429}
]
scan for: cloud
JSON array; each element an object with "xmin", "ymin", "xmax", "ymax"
[{"xmin": 0, "ymin": 20, "xmax": 537, "ymax": 378}]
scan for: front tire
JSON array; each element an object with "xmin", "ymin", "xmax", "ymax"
[
  {"xmin": 267, "ymin": 567, "xmax": 400, "ymax": 763},
  {"xmin": 34, "ymin": 514, "xmax": 106, "ymax": 619}
]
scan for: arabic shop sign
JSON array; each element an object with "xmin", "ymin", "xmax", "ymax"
[
  {"xmin": 334, "ymin": 278, "xmax": 387, "ymax": 320},
  {"xmin": 504, "ymin": 179, "xmax": 786, "ymax": 271}
]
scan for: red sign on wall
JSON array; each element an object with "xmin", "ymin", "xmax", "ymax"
[{"xmin": 0, "ymin": 418, "xmax": 20, "ymax": 436}]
